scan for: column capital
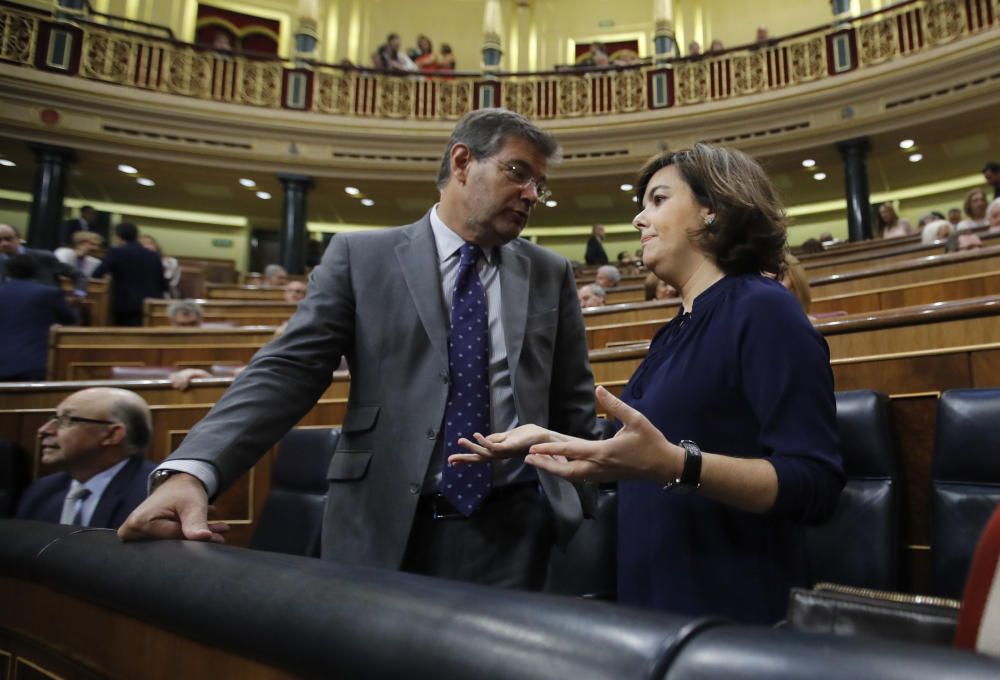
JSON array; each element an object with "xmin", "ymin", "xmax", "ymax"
[
  {"xmin": 278, "ymin": 173, "xmax": 314, "ymax": 189},
  {"xmin": 28, "ymin": 142, "xmax": 76, "ymax": 164}
]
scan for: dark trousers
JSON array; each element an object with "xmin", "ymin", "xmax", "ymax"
[
  {"xmin": 400, "ymin": 484, "xmax": 556, "ymax": 591},
  {"xmin": 114, "ymin": 310, "xmax": 144, "ymax": 327}
]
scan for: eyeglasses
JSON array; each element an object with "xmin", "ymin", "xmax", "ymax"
[
  {"xmin": 47, "ymin": 414, "xmax": 117, "ymax": 429},
  {"xmin": 491, "ymin": 158, "xmax": 552, "ymax": 203}
]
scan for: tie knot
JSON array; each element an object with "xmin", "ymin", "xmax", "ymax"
[
  {"xmin": 459, "ymin": 243, "xmax": 482, "ymax": 268},
  {"xmin": 68, "ymin": 485, "xmax": 91, "ymax": 502}
]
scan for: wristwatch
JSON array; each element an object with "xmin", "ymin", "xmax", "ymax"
[
  {"xmin": 662, "ymin": 439, "xmax": 702, "ymax": 494},
  {"xmin": 149, "ymin": 468, "xmax": 178, "ymax": 492}
]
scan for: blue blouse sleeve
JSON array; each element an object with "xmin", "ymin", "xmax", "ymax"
[{"xmin": 736, "ymin": 285, "xmax": 845, "ymax": 524}]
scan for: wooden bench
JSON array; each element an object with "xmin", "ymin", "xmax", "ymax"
[
  {"xmin": 60, "ymin": 277, "xmax": 110, "ymax": 326},
  {"xmin": 796, "ymin": 233, "xmax": 921, "ymax": 261},
  {"xmin": 604, "ymin": 284, "xmax": 646, "ymax": 304},
  {"xmin": 205, "ymin": 284, "xmax": 286, "ymax": 301},
  {"xmin": 47, "ymin": 327, "xmax": 279, "ymax": 381},
  {"xmin": 582, "ymin": 298, "xmax": 679, "ymax": 328},
  {"xmin": 143, "ymin": 298, "xmax": 297, "ymax": 327},
  {"xmin": 812, "ymin": 270, "xmax": 1000, "ymax": 316}
]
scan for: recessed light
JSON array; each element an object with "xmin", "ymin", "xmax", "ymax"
[
  {"xmin": 118, "ymin": 164, "xmax": 138, "ymax": 174},
  {"xmin": 813, "ymin": 172, "xmax": 827, "ymax": 180},
  {"xmin": 802, "ymin": 159, "xmax": 816, "ymax": 168},
  {"xmin": 899, "ymin": 139, "xmax": 915, "ymax": 150},
  {"xmin": 620, "ymin": 183, "xmax": 634, "ymax": 192},
  {"xmin": 632, "ymin": 196, "xmax": 638, "ymax": 202},
  {"xmin": 239, "ymin": 178, "xmax": 256, "ymax": 188},
  {"xmin": 908, "ymin": 153, "xmax": 923, "ymax": 162},
  {"xmin": 0, "ymin": 159, "xmax": 15, "ymax": 167},
  {"xmin": 360, "ymin": 198, "xmax": 375, "ymax": 207},
  {"xmin": 345, "ymin": 187, "xmax": 361, "ymax": 196},
  {"xmin": 136, "ymin": 177, "xmax": 155, "ymax": 187},
  {"xmin": 545, "ymin": 200, "xmax": 558, "ymax": 207},
  {"xmin": 256, "ymin": 191, "xmax": 272, "ymax": 199}
]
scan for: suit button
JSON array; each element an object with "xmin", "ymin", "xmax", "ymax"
[
  {"xmin": 440, "ymin": 371, "xmax": 449, "ymax": 384},
  {"xmin": 426, "ymin": 428, "xmax": 437, "ymax": 439},
  {"xmin": 409, "ymin": 483, "xmax": 420, "ymax": 494}
]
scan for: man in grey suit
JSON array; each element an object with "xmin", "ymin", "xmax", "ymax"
[
  {"xmin": 119, "ymin": 109, "xmax": 599, "ymax": 589},
  {"xmin": 0, "ymin": 223, "xmax": 87, "ymax": 294}
]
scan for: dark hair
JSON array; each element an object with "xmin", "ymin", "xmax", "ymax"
[
  {"xmin": 436, "ymin": 109, "xmax": 560, "ymax": 189},
  {"xmin": 983, "ymin": 161, "xmax": 1000, "ymax": 173},
  {"xmin": 109, "ymin": 394, "xmax": 152, "ymax": 456},
  {"xmin": 5, "ymin": 253, "xmax": 38, "ymax": 279},
  {"xmin": 634, "ymin": 143, "xmax": 786, "ymax": 275},
  {"xmin": 387, "ymin": 33, "xmax": 399, "ymax": 42},
  {"xmin": 643, "ymin": 272, "xmax": 660, "ymax": 300},
  {"xmin": 115, "ymin": 222, "xmax": 139, "ymax": 242},
  {"xmin": 81, "ymin": 205, "xmax": 96, "ymax": 214},
  {"xmin": 441, "ymin": 43, "xmax": 453, "ymax": 54},
  {"xmin": 800, "ymin": 238, "xmax": 824, "ymax": 254},
  {"xmin": 875, "ymin": 201, "xmax": 898, "ymax": 235}
]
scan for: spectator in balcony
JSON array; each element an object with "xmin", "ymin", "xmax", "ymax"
[
  {"xmin": 577, "ymin": 283, "xmax": 606, "ymax": 308},
  {"xmin": 945, "ymin": 231, "xmax": 984, "ymax": 253},
  {"xmin": 585, "ymin": 224, "xmax": 609, "ymax": 265},
  {"xmin": 168, "ymin": 300, "xmax": 203, "ymax": 328},
  {"xmin": 687, "ymin": 41, "xmax": 701, "ymax": 57},
  {"xmin": 263, "ymin": 264, "xmax": 288, "ymax": 287},
  {"xmin": 709, "ymin": 39, "xmax": 725, "ymax": 53},
  {"xmin": 55, "ymin": 231, "xmax": 103, "ymax": 279},
  {"xmin": 211, "ymin": 32, "xmax": 234, "ymax": 52},
  {"xmin": 987, "ymin": 198, "xmax": 1000, "ymax": 233},
  {"xmin": 0, "ymin": 254, "xmax": 78, "ymax": 382},
  {"xmin": 139, "ymin": 235, "xmax": 180, "ymax": 298},
  {"xmin": 755, "ymin": 26, "xmax": 771, "ymax": 43},
  {"xmin": 59, "ymin": 205, "xmax": 98, "ymax": 247},
  {"xmin": 644, "ymin": 272, "xmax": 676, "ymax": 301},
  {"xmin": 16, "ymin": 387, "xmax": 156, "ymax": 530},
  {"xmin": 581, "ymin": 42, "xmax": 610, "ymax": 68},
  {"xmin": 92, "ymin": 222, "xmax": 167, "ymax": 326},
  {"xmin": 957, "ymin": 188, "xmax": 990, "ymax": 230},
  {"xmin": 438, "ymin": 43, "xmax": 456, "ymax": 71},
  {"xmin": 594, "ymin": 264, "xmax": 621, "ymax": 289},
  {"xmin": 876, "ymin": 202, "xmax": 914, "ymax": 238},
  {"xmin": 373, "ymin": 33, "xmax": 409, "ymax": 72},
  {"xmin": 413, "ymin": 34, "xmax": 437, "ymax": 70},
  {"xmin": 0, "ymin": 223, "xmax": 86, "ymax": 294},
  {"xmin": 983, "ymin": 161, "xmax": 1000, "ymax": 200},
  {"xmin": 921, "ymin": 218, "xmax": 953, "ymax": 245}
]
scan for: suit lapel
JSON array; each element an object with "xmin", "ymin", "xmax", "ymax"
[
  {"xmin": 499, "ymin": 243, "xmax": 529, "ymax": 380},
  {"xmin": 89, "ymin": 457, "xmax": 135, "ymax": 528},
  {"xmin": 396, "ymin": 218, "xmax": 449, "ymax": 364}
]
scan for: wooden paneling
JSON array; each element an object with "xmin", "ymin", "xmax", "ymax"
[
  {"xmin": 143, "ymin": 299, "xmax": 297, "ymax": 327},
  {"xmin": 205, "ymin": 285, "xmax": 285, "ymax": 301},
  {"xmin": 812, "ymin": 272, "xmax": 1000, "ymax": 316},
  {"xmin": 604, "ymin": 284, "xmax": 645, "ymax": 305},
  {"xmin": 582, "ymin": 299, "xmax": 678, "ymax": 328}
]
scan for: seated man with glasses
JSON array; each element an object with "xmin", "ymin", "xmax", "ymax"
[{"xmin": 16, "ymin": 387, "xmax": 156, "ymax": 530}]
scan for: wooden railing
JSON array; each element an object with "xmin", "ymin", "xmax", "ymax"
[{"xmin": 1, "ymin": 0, "xmax": 996, "ymax": 120}]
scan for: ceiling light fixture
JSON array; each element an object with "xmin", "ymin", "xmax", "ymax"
[
  {"xmin": 345, "ymin": 187, "xmax": 361, "ymax": 196},
  {"xmin": 908, "ymin": 153, "xmax": 923, "ymax": 162},
  {"xmin": 256, "ymin": 191, "xmax": 272, "ymax": 199},
  {"xmin": 899, "ymin": 139, "xmax": 915, "ymax": 150},
  {"xmin": 632, "ymin": 196, "xmax": 638, "ymax": 203},
  {"xmin": 118, "ymin": 164, "xmax": 138, "ymax": 174},
  {"xmin": 0, "ymin": 159, "xmax": 15, "ymax": 167},
  {"xmin": 360, "ymin": 198, "xmax": 375, "ymax": 207},
  {"xmin": 620, "ymin": 183, "xmax": 634, "ymax": 192},
  {"xmin": 239, "ymin": 178, "xmax": 257, "ymax": 188},
  {"xmin": 136, "ymin": 178, "xmax": 155, "ymax": 187},
  {"xmin": 813, "ymin": 172, "xmax": 827, "ymax": 180},
  {"xmin": 545, "ymin": 200, "xmax": 558, "ymax": 208},
  {"xmin": 802, "ymin": 159, "xmax": 816, "ymax": 168}
]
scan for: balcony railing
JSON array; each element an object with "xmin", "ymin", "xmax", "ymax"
[{"xmin": 0, "ymin": 0, "xmax": 997, "ymax": 120}]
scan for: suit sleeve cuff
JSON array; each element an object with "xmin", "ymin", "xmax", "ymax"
[{"xmin": 150, "ymin": 460, "xmax": 220, "ymax": 498}]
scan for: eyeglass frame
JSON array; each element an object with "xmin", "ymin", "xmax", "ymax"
[
  {"xmin": 46, "ymin": 414, "xmax": 118, "ymax": 429},
  {"xmin": 489, "ymin": 157, "xmax": 552, "ymax": 203}
]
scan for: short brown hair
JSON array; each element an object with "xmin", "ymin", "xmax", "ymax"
[
  {"xmin": 72, "ymin": 230, "xmax": 102, "ymax": 246},
  {"xmin": 964, "ymin": 188, "xmax": 987, "ymax": 218},
  {"xmin": 635, "ymin": 143, "xmax": 786, "ymax": 275}
]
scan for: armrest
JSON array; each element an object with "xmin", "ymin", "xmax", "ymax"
[{"xmin": 784, "ymin": 583, "xmax": 960, "ymax": 646}]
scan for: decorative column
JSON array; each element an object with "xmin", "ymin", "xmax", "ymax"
[
  {"xmin": 482, "ymin": 0, "xmax": 503, "ymax": 71},
  {"xmin": 653, "ymin": 0, "xmax": 676, "ymax": 60},
  {"xmin": 837, "ymin": 138, "xmax": 873, "ymax": 242},
  {"xmin": 278, "ymin": 173, "xmax": 313, "ymax": 275},
  {"xmin": 294, "ymin": 0, "xmax": 320, "ymax": 61},
  {"xmin": 26, "ymin": 143, "xmax": 75, "ymax": 250}
]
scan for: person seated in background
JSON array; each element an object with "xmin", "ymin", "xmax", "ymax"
[
  {"xmin": 708, "ymin": 39, "xmax": 725, "ymax": 53},
  {"xmin": 167, "ymin": 300, "xmax": 203, "ymax": 327},
  {"xmin": 948, "ymin": 208, "xmax": 963, "ymax": 225},
  {"xmin": 55, "ymin": 231, "xmax": 103, "ymax": 278},
  {"xmin": 957, "ymin": 188, "xmax": 990, "ymax": 230},
  {"xmin": 263, "ymin": 264, "xmax": 288, "ymax": 287},
  {"xmin": 412, "ymin": 34, "xmax": 436, "ymax": 69},
  {"xmin": 921, "ymin": 218, "xmax": 953, "ymax": 245},
  {"xmin": 594, "ymin": 264, "xmax": 621, "ymax": 289},
  {"xmin": 437, "ymin": 43, "xmax": 456, "ymax": 71},
  {"xmin": 16, "ymin": 387, "xmax": 156, "ymax": 530},
  {"xmin": 876, "ymin": 202, "xmax": 914, "ymax": 238},
  {"xmin": 798, "ymin": 238, "xmax": 824, "ymax": 254},
  {"xmin": 0, "ymin": 223, "xmax": 87, "ymax": 295},
  {"xmin": 284, "ymin": 280, "xmax": 307, "ymax": 304},
  {"xmin": 984, "ymin": 161, "xmax": 1000, "ymax": 200},
  {"xmin": 644, "ymin": 272, "xmax": 676, "ymax": 301},
  {"xmin": 59, "ymin": 204, "xmax": 98, "ymax": 247},
  {"xmin": 945, "ymin": 231, "xmax": 984, "ymax": 253},
  {"xmin": 0, "ymin": 254, "xmax": 78, "ymax": 382},
  {"xmin": 139, "ymin": 235, "xmax": 180, "ymax": 298},
  {"xmin": 917, "ymin": 211, "xmax": 945, "ymax": 229},
  {"xmin": 577, "ymin": 283, "xmax": 607, "ymax": 308},
  {"xmin": 687, "ymin": 41, "xmax": 701, "ymax": 57},
  {"xmin": 779, "ymin": 252, "xmax": 811, "ymax": 314},
  {"xmin": 92, "ymin": 222, "xmax": 167, "ymax": 326},
  {"xmin": 987, "ymin": 198, "xmax": 1000, "ymax": 233},
  {"xmin": 817, "ymin": 231, "xmax": 840, "ymax": 245},
  {"xmin": 372, "ymin": 33, "xmax": 407, "ymax": 71}
]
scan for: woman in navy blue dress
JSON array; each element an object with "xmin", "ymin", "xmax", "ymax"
[{"xmin": 453, "ymin": 144, "xmax": 845, "ymax": 624}]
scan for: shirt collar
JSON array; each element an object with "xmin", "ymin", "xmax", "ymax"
[
  {"xmin": 77, "ymin": 457, "xmax": 131, "ymax": 496},
  {"xmin": 429, "ymin": 204, "xmax": 497, "ymax": 266}
]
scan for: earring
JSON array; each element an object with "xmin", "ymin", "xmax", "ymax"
[{"xmin": 704, "ymin": 215, "xmax": 716, "ymax": 225}]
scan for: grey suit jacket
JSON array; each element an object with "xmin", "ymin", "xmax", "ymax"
[
  {"xmin": 168, "ymin": 214, "xmax": 598, "ymax": 569},
  {"xmin": 0, "ymin": 247, "xmax": 86, "ymax": 291}
]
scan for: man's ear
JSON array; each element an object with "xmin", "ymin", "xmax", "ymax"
[
  {"xmin": 450, "ymin": 143, "xmax": 473, "ymax": 184},
  {"xmin": 103, "ymin": 424, "xmax": 126, "ymax": 448}
]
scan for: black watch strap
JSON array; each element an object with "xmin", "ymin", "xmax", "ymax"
[{"xmin": 662, "ymin": 439, "xmax": 702, "ymax": 494}]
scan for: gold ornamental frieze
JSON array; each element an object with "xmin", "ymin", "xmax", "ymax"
[{"xmin": 0, "ymin": 7, "xmax": 36, "ymax": 65}]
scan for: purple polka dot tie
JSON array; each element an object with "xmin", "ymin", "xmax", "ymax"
[{"xmin": 441, "ymin": 243, "xmax": 492, "ymax": 516}]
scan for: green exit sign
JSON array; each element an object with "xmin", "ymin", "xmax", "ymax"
[
  {"xmin": 212, "ymin": 238, "xmax": 234, "ymax": 248},
  {"xmin": 598, "ymin": 19, "xmax": 615, "ymax": 28}
]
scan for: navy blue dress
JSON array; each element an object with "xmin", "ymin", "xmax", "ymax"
[{"xmin": 617, "ymin": 274, "xmax": 844, "ymax": 625}]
